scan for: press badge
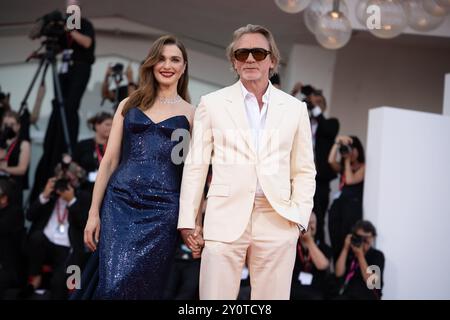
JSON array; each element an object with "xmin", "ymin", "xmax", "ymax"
[
  {"xmin": 298, "ymin": 271, "xmax": 313, "ymax": 285},
  {"xmin": 60, "ymin": 49, "xmax": 73, "ymax": 74},
  {"xmin": 88, "ymin": 171, "xmax": 98, "ymax": 182}
]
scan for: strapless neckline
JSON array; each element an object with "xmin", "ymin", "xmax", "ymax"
[{"xmin": 134, "ymin": 107, "xmax": 189, "ymax": 127}]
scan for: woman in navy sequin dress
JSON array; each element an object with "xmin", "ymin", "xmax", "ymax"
[{"xmin": 80, "ymin": 35, "xmax": 196, "ymax": 299}]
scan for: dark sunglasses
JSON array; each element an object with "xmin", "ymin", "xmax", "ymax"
[{"xmin": 233, "ymin": 48, "xmax": 271, "ymax": 62}]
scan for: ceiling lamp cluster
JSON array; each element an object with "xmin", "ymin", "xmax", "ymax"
[{"xmin": 275, "ymin": 0, "xmax": 450, "ymax": 50}]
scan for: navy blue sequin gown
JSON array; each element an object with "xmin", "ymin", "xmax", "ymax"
[{"xmin": 91, "ymin": 107, "xmax": 189, "ymax": 299}]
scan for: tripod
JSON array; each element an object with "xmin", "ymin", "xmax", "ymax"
[{"xmin": 19, "ymin": 37, "xmax": 72, "ymax": 155}]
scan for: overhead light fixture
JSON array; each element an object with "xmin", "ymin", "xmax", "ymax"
[
  {"xmin": 274, "ymin": 0, "xmax": 450, "ymax": 50},
  {"xmin": 314, "ymin": 0, "xmax": 352, "ymax": 49},
  {"xmin": 275, "ymin": 0, "xmax": 311, "ymax": 13},
  {"xmin": 405, "ymin": 0, "xmax": 446, "ymax": 31}
]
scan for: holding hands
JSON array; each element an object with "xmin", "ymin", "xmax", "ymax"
[{"xmin": 180, "ymin": 226, "xmax": 205, "ymax": 259}]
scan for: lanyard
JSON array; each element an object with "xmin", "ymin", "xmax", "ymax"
[
  {"xmin": 95, "ymin": 142, "xmax": 106, "ymax": 165},
  {"xmin": 339, "ymin": 258, "xmax": 358, "ymax": 295},
  {"xmin": 339, "ymin": 174, "xmax": 346, "ymax": 190},
  {"xmin": 340, "ymin": 257, "xmax": 381, "ymax": 299},
  {"xmin": 344, "ymin": 259, "xmax": 358, "ymax": 284},
  {"xmin": 4, "ymin": 139, "xmax": 18, "ymax": 162},
  {"xmin": 55, "ymin": 199, "xmax": 68, "ymax": 225},
  {"xmin": 297, "ymin": 241, "xmax": 312, "ymax": 272}
]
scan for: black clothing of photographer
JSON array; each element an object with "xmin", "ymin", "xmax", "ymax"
[
  {"xmin": 56, "ymin": 13, "xmax": 95, "ymax": 148},
  {"xmin": 335, "ymin": 221, "xmax": 384, "ymax": 300},
  {"xmin": 74, "ymin": 112, "xmax": 112, "ymax": 194},
  {"xmin": 30, "ymin": 10, "xmax": 95, "ymax": 204},
  {"xmin": 291, "ymin": 213, "xmax": 332, "ymax": 300},
  {"xmin": 0, "ymin": 111, "xmax": 31, "ymax": 207},
  {"xmin": 163, "ymin": 237, "xmax": 201, "ymax": 300},
  {"xmin": 0, "ymin": 179, "xmax": 26, "ymax": 298},
  {"xmin": 291, "ymin": 83, "xmax": 340, "ymax": 243},
  {"xmin": 26, "ymin": 160, "xmax": 90, "ymax": 299},
  {"xmin": 101, "ymin": 63, "xmax": 137, "ymax": 111},
  {"xmin": 327, "ymin": 135, "xmax": 365, "ymax": 261},
  {"xmin": 59, "ymin": 18, "xmax": 95, "ymax": 148}
]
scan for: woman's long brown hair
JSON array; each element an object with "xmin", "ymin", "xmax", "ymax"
[{"xmin": 122, "ymin": 35, "xmax": 189, "ymax": 115}]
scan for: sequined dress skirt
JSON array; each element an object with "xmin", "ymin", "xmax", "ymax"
[
  {"xmin": 93, "ymin": 161, "xmax": 180, "ymax": 299},
  {"xmin": 70, "ymin": 108, "xmax": 189, "ymax": 300}
]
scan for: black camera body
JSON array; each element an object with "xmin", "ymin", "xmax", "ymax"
[
  {"xmin": 112, "ymin": 63, "xmax": 124, "ymax": 75},
  {"xmin": 30, "ymin": 10, "xmax": 66, "ymax": 40},
  {"xmin": 54, "ymin": 177, "xmax": 71, "ymax": 192},
  {"xmin": 52, "ymin": 155, "xmax": 74, "ymax": 196},
  {"xmin": 0, "ymin": 126, "xmax": 17, "ymax": 149},
  {"xmin": 351, "ymin": 233, "xmax": 363, "ymax": 247},
  {"xmin": 111, "ymin": 63, "xmax": 124, "ymax": 83},
  {"xmin": 339, "ymin": 144, "xmax": 352, "ymax": 157}
]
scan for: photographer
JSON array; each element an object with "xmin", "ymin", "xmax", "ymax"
[
  {"xmin": 0, "ymin": 111, "xmax": 31, "ymax": 207},
  {"xmin": 101, "ymin": 63, "xmax": 137, "ymax": 110},
  {"xmin": 291, "ymin": 83, "xmax": 340, "ymax": 243},
  {"xmin": 335, "ymin": 220, "xmax": 384, "ymax": 300},
  {"xmin": 73, "ymin": 111, "xmax": 112, "ymax": 194},
  {"xmin": 57, "ymin": 0, "xmax": 95, "ymax": 148},
  {"xmin": 291, "ymin": 212, "xmax": 332, "ymax": 300},
  {"xmin": 30, "ymin": 0, "xmax": 96, "ymax": 203},
  {"xmin": 25, "ymin": 158, "xmax": 90, "ymax": 299},
  {"xmin": 327, "ymin": 135, "xmax": 365, "ymax": 261}
]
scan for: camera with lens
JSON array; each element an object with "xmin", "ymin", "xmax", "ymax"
[
  {"xmin": 54, "ymin": 177, "xmax": 71, "ymax": 194},
  {"xmin": 52, "ymin": 155, "xmax": 73, "ymax": 197},
  {"xmin": 350, "ymin": 233, "xmax": 363, "ymax": 247},
  {"xmin": 112, "ymin": 63, "xmax": 124, "ymax": 76},
  {"xmin": 53, "ymin": 154, "xmax": 86, "ymax": 193},
  {"xmin": 0, "ymin": 126, "xmax": 17, "ymax": 149},
  {"xmin": 338, "ymin": 143, "xmax": 352, "ymax": 157},
  {"xmin": 29, "ymin": 10, "xmax": 66, "ymax": 40},
  {"xmin": 110, "ymin": 63, "xmax": 124, "ymax": 83},
  {"xmin": 301, "ymin": 85, "xmax": 316, "ymax": 110}
]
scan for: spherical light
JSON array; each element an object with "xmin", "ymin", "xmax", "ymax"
[
  {"xmin": 436, "ymin": 0, "xmax": 450, "ymax": 9},
  {"xmin": 366, "ymin": 0, "xmax": 407, "ymax": 39},
  {"xmin": 315, "ymin": 11, "xmax": 352, "ymax": 50},
  {"xmin": 304, "ymin": 0, "xmax": 349, "ymax": 34},
  {"xmin": 355, "ymin": 0, "xmax": 370, "ymax": 26},
  {"xmin": 275, "ymin": 0, "xmax": 311, "ymax": 13},
  {"xmin": 423, "ymin": 0, "xmax": 450, "ymax": 17},
  {"xmin": 405, "ymin": 0, "xmax": 446, "ymax": 31}
]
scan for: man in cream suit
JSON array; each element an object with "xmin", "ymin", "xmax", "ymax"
[{"xmin": 178, "ymin": 24, "xmax": 316, "ymax": 300}]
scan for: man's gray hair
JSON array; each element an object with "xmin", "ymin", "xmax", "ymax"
[{"xmin": 226, "ymin": 24, "xmax": 281, "ymax": 77}]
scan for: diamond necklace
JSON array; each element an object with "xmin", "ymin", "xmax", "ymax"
[{"xmin": 159, "ymin": 95, "xmax": 182, "ymax": 104}]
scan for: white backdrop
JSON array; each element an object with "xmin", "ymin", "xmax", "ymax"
[{"xmin": 364, "ymin": 107, "xmax": 450, "ymax": 299}]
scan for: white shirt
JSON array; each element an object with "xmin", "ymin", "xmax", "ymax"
[
  {"xmin": 41, "ymin": 194, "xmax": 76, "ymax": 248},
  {"xmin": 240, "ymin": 81, "xmax": 271, "ymax": 196},
  {"xmin": 310, "ymin": 106, "xmax": 322, "ymax": 149}
]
